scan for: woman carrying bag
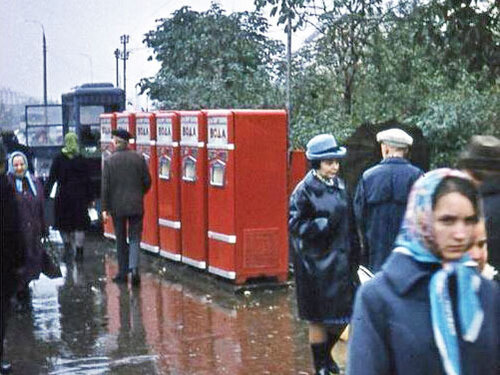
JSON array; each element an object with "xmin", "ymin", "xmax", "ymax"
[
  {"xmin": 347, "ymin": 169, "xmax": 500, "ymax": 375},
  {"xmin": 7, "ymin": 151, "xmax": 46, "ymax": 301},
  {"xmin": 289, "ymin": 134, "xmax": 359, "ymax": 375}
]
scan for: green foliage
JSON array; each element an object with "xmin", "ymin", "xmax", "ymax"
[{"xmin": 140, "ymin": 3, "xmax": 285, "ymax": 109}]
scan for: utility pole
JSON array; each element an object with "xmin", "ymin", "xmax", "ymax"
[
  {"xmin": 42, "ymin": 29, "xmax": 47, "ymax": 106},
  {"xmin": 286, "ymin": 15, "xmax": 292, "ymax": 160},
  {"xmin": 114, "ymin": 49, "xmax": 120, "ymax": 88},
  {"xmin": 120, "ymin": 35, "xmax": 130, "ymax": 108}
]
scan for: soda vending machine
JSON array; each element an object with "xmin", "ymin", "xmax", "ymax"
[
  {"xmin": 156, "ymin": 112, "xmax": 182, "ymax": 261},
  {"xmin": 205, "ymin": 110, "xmax": 289, "ymax": 284},
  {"xmin": 179, "ymin": 111, "xmax": 207, "ymax": 269},
  {"xmin": 115, "ymin": 111, "xmax": 136, "ymax": 150},
  {"xmin": 100, "ymin": 113, "xmax": 116, "ymax": 240},
  {"xmin": 135, "ymin": 112, "xmax": 159, "ymax": 254}
]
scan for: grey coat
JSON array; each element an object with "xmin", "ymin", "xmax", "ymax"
[{"xmin": 101, "ymin": 148, "xmax": 151, "ymax": 217}]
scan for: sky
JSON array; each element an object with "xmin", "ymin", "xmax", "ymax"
[{"xmin": 0, "ymin": 0, "xmax": 308, "ymax": 110}]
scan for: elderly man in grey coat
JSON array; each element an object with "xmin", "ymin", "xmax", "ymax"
[{"xmin": 101, "ymin": 129, "xmax": 151, "ymax": 286}]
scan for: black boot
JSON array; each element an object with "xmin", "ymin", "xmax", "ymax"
[
  {"xmin": 62, "ymin": 242, "xmax": 73, "ymax": 263},
  {"xmin": 75, "ymin": 247, "xmax": 83, "ymax": 262},
  {"xmin": 311, "ymin": 342, "xmax": 329, "ymax": 375},
  {"xmin": 325, "ymin": 326, "xmax": 346, "ymax": 374},
  {"xmin": 131, "ymin": 268, "xmax": 141, "ymax": 287},
  {"xmin": 0, "ymin": 360, "xmax": 12, "ymax": 374}
]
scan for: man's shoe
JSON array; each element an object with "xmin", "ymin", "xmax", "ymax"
[
  {"xmin": 112, "ymin": 274, "xmax": 127, "ymax": 284},
  {"xmin": 1, "ymin": 360, "xmax": 12, "ymax": 374},
  {"xmin": 131, "ymin": 268, "xmax": 141, "ymax": 286}
]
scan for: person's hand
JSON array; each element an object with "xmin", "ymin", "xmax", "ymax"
[{"xmin": 102, "ymin": 211, "xmax": 108, "ymax": 223}]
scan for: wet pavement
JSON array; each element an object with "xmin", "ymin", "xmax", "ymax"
[{"xmin": 5, "ymin": 234, "xmax": 347, "ymax": 374}]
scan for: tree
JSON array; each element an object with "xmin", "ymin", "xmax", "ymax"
[{"xmin": 139, "ymin": 3, "xmax": 285, "ymax": 109}]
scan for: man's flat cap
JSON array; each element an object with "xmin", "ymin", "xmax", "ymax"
[
  {"xmin": 376, "ymin": 128, "xmax": 413, "ymax": 147},
  {"xmin": 112, "ymin": 129, "xmax": 132, "ymax": 141}
]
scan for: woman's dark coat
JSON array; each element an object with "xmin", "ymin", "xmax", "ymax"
[
  {"xmin": 289, "ymin": 170, "xmax": 359, "ymax": 322},
  {"xmin": 1, "ymin": 175, "xmax": 25, "ymax": 298},
  {"xmin": 347, "ymin": 252, "xmax": 500, "ymax": 375},
  {"xmin": 45, "ymin": 153, "xmax": 92, "ymax": 231},
  {"xmin": 7, "ymin": 174, "xmax": 46, "ymax": 285}
]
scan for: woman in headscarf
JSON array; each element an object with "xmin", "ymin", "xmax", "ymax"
[
  {"xmin": 0, "ymin": 142, "xmax": 25, "ymax": 373},
  {"xmin": 347, "ymin": 169, "xmax": 500, "ymax": 375},
  {"xmin": 7, "ymin": 151, "xmax": 46, "ymax": 298},
  {"xmin": 45, "ymin": 132, "xmax": 93, "ymax": 261},
  {"xmin": 289, "ymin": 134, "xmax": 359, "ymax": 375}
]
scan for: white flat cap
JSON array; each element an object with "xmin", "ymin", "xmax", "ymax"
[{"xmin": 376, "ymin": 128, "xmax": 413, "ymax": 147}]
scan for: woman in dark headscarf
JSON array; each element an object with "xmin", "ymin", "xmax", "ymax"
[
  {"xmin": 45, "ymin": 132, "xmax": 92, "ymax": 261},
  {"xmin": 347, "ymin": 169, "xmax": 500, "ymax": 375},
  {"xmin": 7, "ymin": 150, "xmax": 46, "ymax": 296}
]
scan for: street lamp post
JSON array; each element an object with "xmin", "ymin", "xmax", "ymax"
[
  {"xmin": 120, "ymin": 35, "xmax": 129, "ymax": 108},
  {"xmin": 114, "ymin": 49, "xmax": 120, "ymax": 88},
  {"xmin": 26, "ymin": 19, "xmax": 47, "ymax": 106}
]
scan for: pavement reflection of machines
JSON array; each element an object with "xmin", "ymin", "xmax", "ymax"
[
  {"xmin": 205, "ymin": 110, "xmax": 289, "ymax": 284},
  {"xmin": 179, "ymin": 111, "xmax": 208, "ymax": 269},
  {"xmin": 156, "ymin": 111, "xmax": 182, "ymax": 261},
  {"xmin": 100, "ymin": 113, "xmax": 117, "ymax": 240},
  {"xmin": 135, "ymin": 112, "xmax": 160, "ymax": 254}
]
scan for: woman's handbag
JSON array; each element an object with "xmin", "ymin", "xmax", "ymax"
[{"xmin": 41, "ymin": 236, "xmax": 62, "ymax": 279}]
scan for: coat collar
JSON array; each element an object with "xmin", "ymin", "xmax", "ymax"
[
  {"xmin": 304, "ymin": 170, "xmax": 345, "ymax": 194},
  {"xmin": 379, "ymin": 157, "xmax": 410, "ymax": 165},
  {"xmin": 382, "ymin": 251, "xmax": 440, "ymax": 295}
]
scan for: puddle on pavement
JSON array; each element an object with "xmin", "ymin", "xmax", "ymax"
[{"xmin": 5, "ymin": 235, "xmax": 347, "ymax": 374}]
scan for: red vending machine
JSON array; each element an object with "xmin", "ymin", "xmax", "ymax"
[
  {"xmin": 135, "ymin": 112, "xmax": 159, "ymax": 254},
  {"xmin": 205, "ymin": 110, "xmax": 289, "ymax": 284},
  {"xmin": 100, "ymin": 113, "xmax": 116, "ymax": 240},
  {"xmin": 179, "ymin": 111, "xmax": 208, "ymax": 269},
  {"xmin": 156, "ymin": 112, "xmax": 182, "ymax": 261},
  {"xmin": 115, "ymin": 111, "xmax": 136, "ymax": 150}
]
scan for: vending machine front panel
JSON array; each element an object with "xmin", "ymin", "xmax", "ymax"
[
  {"xmin": 156, "ymin": 112, "xmax": 182, "ymax": 261},
  {"xmin": 179, "ymin": 111, "xmax": 207, "ymax": 269}
]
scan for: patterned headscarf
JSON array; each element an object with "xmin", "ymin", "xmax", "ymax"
[
  {"xmin": 394, "ymin": 168, "xmax": 483, "ymax": 375},
  {"xmin": 62, "ymin": 132, "xmax": 79, "ymax": 158},
  {"xmin": 8, "ymin": 150, "xmax": 37, "ymax": 196}
]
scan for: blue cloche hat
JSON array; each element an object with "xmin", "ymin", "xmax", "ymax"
[{"xmin": 306, "ymin": 134, "xmax": 347, "ymax": 160}]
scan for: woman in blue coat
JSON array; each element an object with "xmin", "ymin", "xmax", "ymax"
[
  {"xmin": 290, "ymin": 134, "xmax": 359, "ymax": 375},
  {"xmin": 347, "ymin": 169, "xmax": 500, "ymax": 375}
]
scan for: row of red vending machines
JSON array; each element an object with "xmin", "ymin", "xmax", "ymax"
[{"xmin": 100, "ymin": 110, "xmax": 289, "ymax": 284}]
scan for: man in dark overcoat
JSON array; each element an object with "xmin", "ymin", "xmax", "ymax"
[
  {"xmin": 0, "ymin": 141, "xmax": 25, "ymax": 373},
  {"xmin": 458, "ymin": 135, "xmax": 500, "ymax": 277},
  {"xmin": 354, "ymin": 128, "xmax": 423, "ymax": 272},
  {"xmin": 101, "ymin": 129, "xmax": 151, "ymax": 286}
]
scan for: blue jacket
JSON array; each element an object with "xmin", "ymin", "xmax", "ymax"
[
  {"xmin": 347, "ymin": 252, "xmax": 500, "ymax": 375},
  {"xmin": 353, "ymin": 158, "xmax": 423, "ymax": 272}
]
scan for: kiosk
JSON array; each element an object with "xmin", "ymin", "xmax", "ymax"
[
  {"xmin": 135, "ymin": 112, "xmax": 159, "ymax": 254},
  {"xmin": 100, "ymin": 113, "xmax": 116, "ymax": 240},
  {"xmin": 205, "ymin": 110, "xmax": 288, "ymax": 284},
  {"xmin": 179, "ymin": 111, "xmax": 207, "ymax": 269},
  {"xmin": 156, "ymin": 112, "xmax": 182, "ymax": 261}
]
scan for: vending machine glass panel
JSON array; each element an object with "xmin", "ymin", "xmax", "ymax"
[
  {"xmin": 182, "ymin": 155, "xmax": 196, "ymax": 181},
  {"xmin": 159, "ymin": 154, "xmax": 171, "ymax": 180},
  {"xmin": 210, "ymin": 160, "xmax": 226, "ymax": 187}
]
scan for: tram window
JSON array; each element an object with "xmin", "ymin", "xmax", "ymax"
[{"xmin": 80, "ymin": 105, "xmax": 105, "ymax": 125}]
